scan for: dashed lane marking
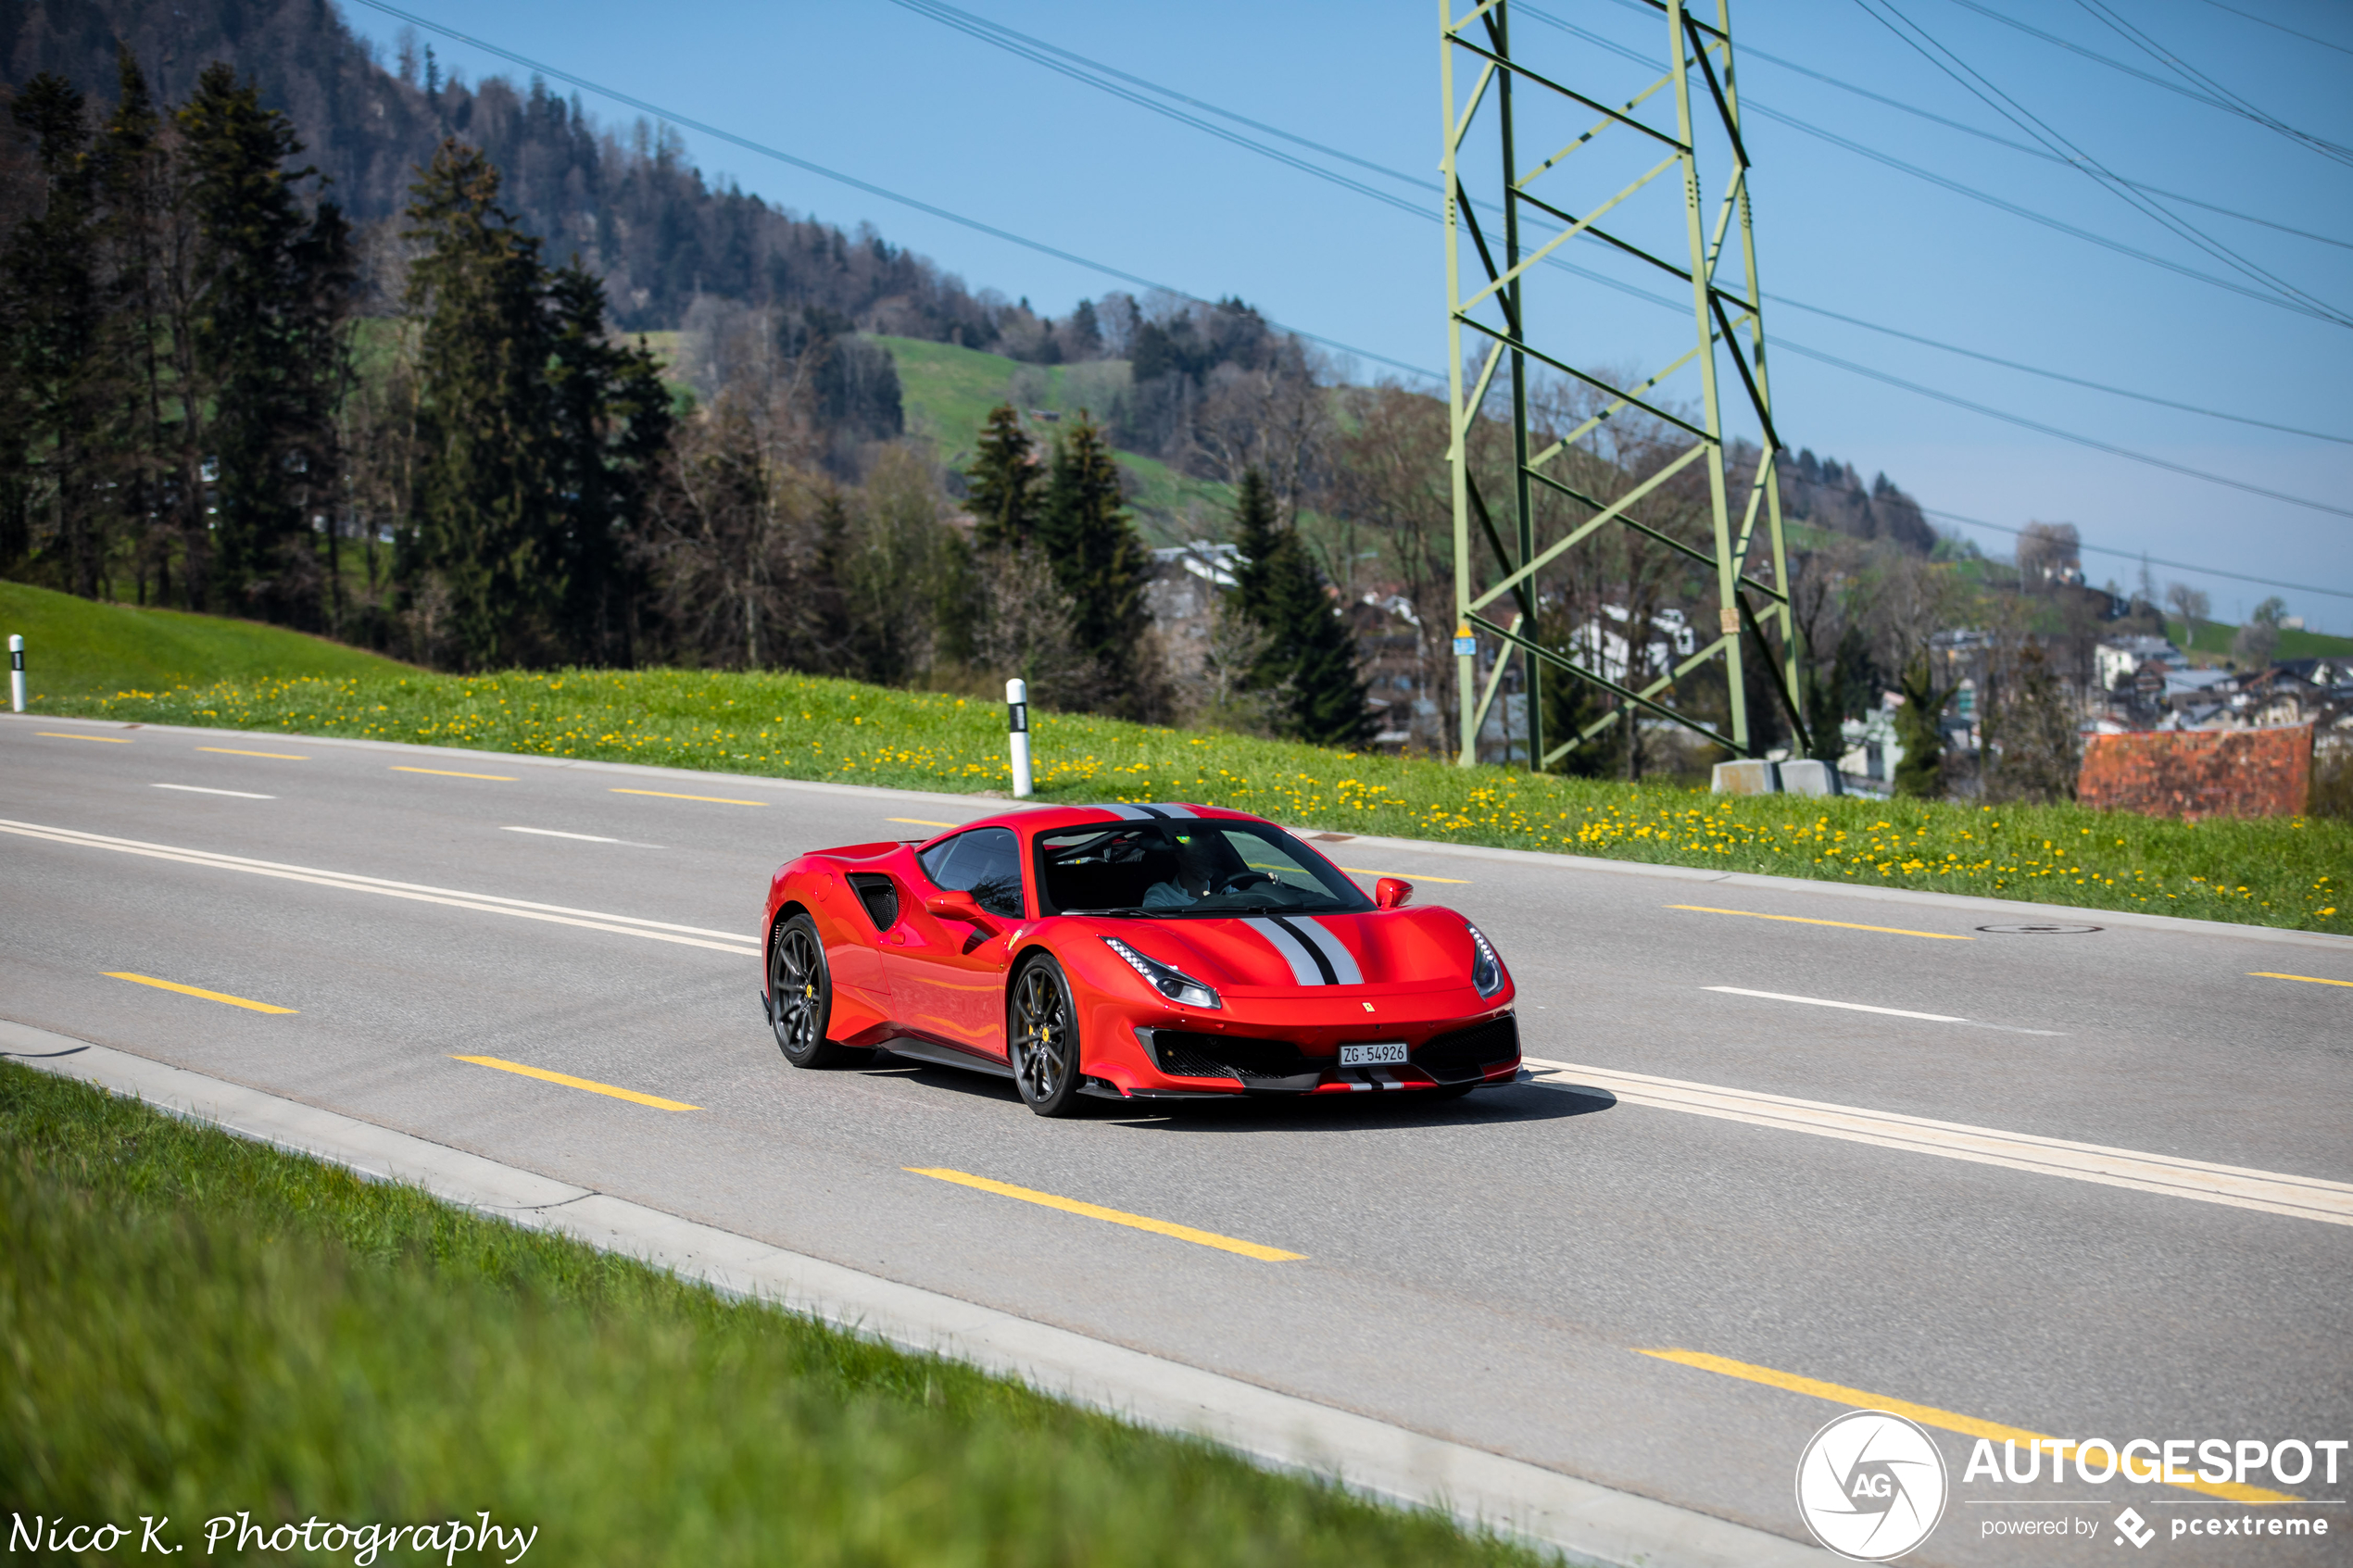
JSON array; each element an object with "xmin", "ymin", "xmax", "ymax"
[
  {"xmin": 887, "ymin": 817, "xmax": 960, "ymax": 828},
  {"xmin": 34, "ymin": 731, "xmax": 131, "ymax": 743},
  {"xmin": 453, "ymin": 1054, "xmax": 698, "ymax": 1111},
  {"xmin": 1667, "ymin": 904, "xmax": 1972, "ymax": 939},
  {"xmin": 2250, "ymin": 972, "xmax": 2353, "ymax": 988},
  {"xmin": 1521, "ymin": 1057, "xmax": 2353, "ymax": 1226},
  {"xmin": 1703, "ymin": 985, "xmax": 2063, "ymax": 1034},
  {"xmin": 906, "ymin": 1167, "xmax": 1306, "ymax": 1261},
  {"xmin": 1635, "ymin": 1348, "xmax": 2298, "ymax": 1504},
  {"xmin": 106, "ymin": 972, "xmax": 296, "ymax": 1014},
  {"xmin": 612, "ymin": 787, "xmax": 766, "ymax": 806},
  {"xmin": 196, "ymin": 746, "xmax": 308, "ymax": 759},
  {"xmin": 153, "ymin": 784, "xmax": 274, "ymax": 799},
  {"xmin": 0, "ymin": 819, "xmax": 759, "ymax": 957},
  {"xmin": 1339, "ymin": 866, "xmax": 1472, "ymax": 884},
  {"xmin": 391, "ymin": 765, "xmax": 517, "ymax": 781}
]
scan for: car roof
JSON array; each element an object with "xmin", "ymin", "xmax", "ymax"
[{"xmin": 919, "ymin": 802, "xmax": 1268, "ymax": 846}]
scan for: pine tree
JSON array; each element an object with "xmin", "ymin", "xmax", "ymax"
[
  {"xmin": 401, "ymin": 139, "xmax": 557, "ymax": 669},
  {"xmin": 1893, "ymin": 653, "xmax": 1947, "ymax": 799},
  {"xmin": 1228, "ymin": 467, "xmax": 1368, "ymax": 745},
  {"xmin": 0, "ymin": 74, "xmax": 111, "ymax": 593},
  {"xmin": 547, "ymin": 264, "xmax": 671, "ymax": 664},
  {"xmin": 966, "ymin": 403, "xmax": 1038, "ymax": 549},
  {"xmin": 93, "ymin": 47, "xmax": 178, "ymax": 607},
  {"xmin": 1038, "ymin": 413, "xmax": 1150, "ymax": 710},
  {"xmin": 177, "ymin": 63, "xmax": 354, "ymax": 626}
]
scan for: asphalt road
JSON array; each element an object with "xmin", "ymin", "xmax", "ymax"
[{"xmin": 5, "ymin": 714, "xmax": 2348, "ymax": 1566}]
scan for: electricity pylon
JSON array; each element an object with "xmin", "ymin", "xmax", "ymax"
[{"xmin": 1440, "ymin": 0, "xmax": 1806, "ymax": 768}]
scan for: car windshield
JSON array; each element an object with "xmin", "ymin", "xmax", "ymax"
[{"xmin": 1035, "ymin": 819, "xmax": 1370, "ymax": 917}]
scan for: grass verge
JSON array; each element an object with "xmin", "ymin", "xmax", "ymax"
[
  {"xmin": 49, "ymin": 666, "xmax": 2350, "ymax": 935},
  {"xmin": 0, "ymin": 1061, "xmax": 1542, "ymax": 1565},
  {"xmin": 0, "ymin": 580, "xmax": 411, "ymax": 704}
]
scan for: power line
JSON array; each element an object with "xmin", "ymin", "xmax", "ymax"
[
  {"xmin": 1942, "ymin": 0, "xmax": 2353, "ymax": 163},
  {"xmin": 1566, "ymin": 0, "xmax": 2353, "ymax": 251},
  {"xmin": 1919, "ymin": 508, "xmax": 2353, "ymax": 600},
  {"xmin": 2191, "ymin": 0, "xmax": 2353, "ymax": 59},
  {"xmin": 341, "ymin": 0, "xmax": 1441, "ymax": 383},
  {"xmin": 897, "ymin": 0, "xmax": 2353, "ymax": 438},
  {"xmin": 1853, "ymin": 0, "xmax": 2351, "ymax": 326},
  {"xmin": 1771, "ymin": 296, "xmax": 2353, "ymax": 445},
  {"xmin": 355, "ymin": 1, "xmax": 2352, "ymax": 524},
  {"xmin": 1774, "ymin": 338, "xmax": 2353, "ymax": 518}
]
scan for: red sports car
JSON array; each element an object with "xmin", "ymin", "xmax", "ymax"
[{"xmin": 760, "ymin": 803, "xmax": 1520, "ymax": 1116}]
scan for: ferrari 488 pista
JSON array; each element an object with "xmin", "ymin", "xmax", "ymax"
[{"xmin": 760, "ymin": 802, "xmax": 1519, "ymax": 1116}]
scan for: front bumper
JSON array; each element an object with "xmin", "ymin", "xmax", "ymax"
[{"xmin": 1085, "ymin": 1005, "xmax": 1521, "ymax": 1098}]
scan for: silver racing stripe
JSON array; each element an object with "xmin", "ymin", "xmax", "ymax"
[
  {"xmin": 1292, "ymin": 917, "xmax": 1365, "ymax": 985},
  {"xmin": 1244, "ymin": 917, "xmax": 1327, "ymax": 986},
  {"xmin": 1095, "ymin": 805, "xmax": 1154, "ymax": 821}
]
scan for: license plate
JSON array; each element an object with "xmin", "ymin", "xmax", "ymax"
[{"xmin": 1340, "ymin": 1041, "xmax": 1408, "ymax": 1067}]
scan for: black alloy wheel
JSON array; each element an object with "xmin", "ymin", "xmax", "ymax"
[
  {"xmin": 1009, "ymin": 956, "xmax": 1084, "ymax": 1117},
  {"xmin": 770, "ymin": 913, "xmax": 850, "ymax": 1068}
]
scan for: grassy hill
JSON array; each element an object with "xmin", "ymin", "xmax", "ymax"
[
  {"xmin": 874, "ymin": 336, "xmax": 1240, "ymax": 543},
  {"xmin": 2165, "ymin": 616, "xmax": 2353, "ymax": 663},
  {"xmin": 0, "ymin": 581, "xmax": 411, "ymax": 704}
]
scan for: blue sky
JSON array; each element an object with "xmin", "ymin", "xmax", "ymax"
[{"xmin": 344, "ymin": 0, "xmax": 2352, "ymax": 634}]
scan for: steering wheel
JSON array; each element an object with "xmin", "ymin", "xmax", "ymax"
[{"xmin": 1214, "ymin": 871, "xmax": 1277, "ymax": 895}]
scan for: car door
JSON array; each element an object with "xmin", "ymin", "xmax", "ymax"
[{"xmin": 885, "ymin": 826, "xmax": 1026, "ymax": 1059}]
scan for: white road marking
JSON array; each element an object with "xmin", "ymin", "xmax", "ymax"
[
  {"xmin": 501, "ymin": 826, "xmax": 657, "ymax": 847},
  {"xmin": 0, "ymin": 817, "xmax": 757, "ymax": 957},
  {"xmin": 153, "ymin": 784, "xmax": 274, "ymax": 799},
  {"xmin": 1520, "ymin": 1057, "xmax": 2353, "ymax": 1227},
  {"xmin": 1703, "ymin": 985, "xmax": 2063, "ymax": 1035}
]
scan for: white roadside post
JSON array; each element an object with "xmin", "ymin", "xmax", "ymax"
[
  {"xmin": 1005, "ymin": 677, "xmax": 1033, "ymax": 799},
  {"xmin": 8, "ymin": 634, "xmax": 21, "ymax": 713}
]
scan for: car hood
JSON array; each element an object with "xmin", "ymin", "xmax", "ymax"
[{"xmin": 1063, "ymin": 906, "xmax": 1478, "ymax": 995}]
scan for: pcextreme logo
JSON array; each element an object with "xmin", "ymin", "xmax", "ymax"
[{"xmin": 1795, "ymin": 1410, "xmax": 1950, "ymax": 1562}]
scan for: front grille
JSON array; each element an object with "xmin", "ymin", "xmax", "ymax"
[
  {"xmin": 1416, "ymin": 1015, "xmax": 1518, "ymax": 1080},
  {"xmin": 1150, "ymin": 1031, "xmax": 1308, "ymax": 1082}
]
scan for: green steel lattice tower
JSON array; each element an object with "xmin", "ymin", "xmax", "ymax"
[{"xmin": 1440, "ymin": 0, "xmax": 1806, "ymax": 767}]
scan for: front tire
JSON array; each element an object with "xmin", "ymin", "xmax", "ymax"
[
  {"xmin": 1009, "ymin": 956, "xmax": 1085, "ymax": 1118},
  {"xmin": 770, "ymin": 913, "xmax": 851, "ymax": 1068}
]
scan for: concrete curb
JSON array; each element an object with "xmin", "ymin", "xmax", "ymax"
[
  {"xmin": 0, "ymin": 1017, "xmax": 1831, "ymax": 1568},
  {"xmin": 11, "ymin": 709, "xmax": 2343, "ymax": 953}
]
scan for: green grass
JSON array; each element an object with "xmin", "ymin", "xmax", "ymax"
[
  {"xmin": 0, "ymin": 1063, "xmax": 1540, "ymax": 1566},
  {"xmin": 875, "ymin": 335, "xmax": 1239, "ymax": 540},
  {"xmin": 0, "ymin": 580, "xmax": 411, "ymax": 704},
  {"xmin": 2163, "ymin": 616, "xmax": 2353, "ymax": 662},
  {"xmin": 46, "ymin": 665, "xmax": 2349, "ymax": 934}
]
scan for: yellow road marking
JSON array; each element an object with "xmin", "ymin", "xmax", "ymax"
[
  {"xmin": 611, "ymin": 787, "xmax": 766, "ymax": 806},
  {"xmin": 451, "ymin": 1055, "xmax": 698, "ymax": 1111},
  {"xmin": 888, "ymin": 817, "xmax": 960, "ymax": 828},
  {"xmin": 1637, "ymin": 1348, "xmax": 2297, "ymax": 1504},
  {"xmin": 36, "ymin": 731, "xmax": 132, "ymax": 743},
  {"xmin": 198, "ymin": 746, "xmax": 308, "ymax": 759},
  {"xmin": 907, "ymin": 1167, "xmax": 1305, "ymax": 1261},
  {"xmin": 391, "ymin": 765, "xmax": 516, "ymax": 781},
  {"xmin": 1667, "ymin": 904, "xmax": 1972, "ymax": 940},
  {"xmin": 1339, "ymin": 866, "xmax": 1472, "ymax": 884},
  {"xmin": 2250, "ymin": 972, "xmax": 2353, "ymax": 988},
  {"xmin": 106, "ymin": 972, "xmax": 296, "ymax": 1014}
]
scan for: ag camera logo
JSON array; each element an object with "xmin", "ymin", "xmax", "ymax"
[{"xmin": 1795, "ymin": 1410, "xmax": 1949, "ymax": 1561}]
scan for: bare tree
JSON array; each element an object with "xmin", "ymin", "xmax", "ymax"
[{"xmin": 2165, "ymin": 581, "xmax": 2210, "ymax": 646}]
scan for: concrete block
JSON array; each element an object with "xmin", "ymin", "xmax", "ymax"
[
  {"xmin": 1711, "ymin": 759, "xmax": 1780, "ymax": 795},
  {"xmin": 1778, "ymin": 759, "xmax": 1842, "ymax": 797}
]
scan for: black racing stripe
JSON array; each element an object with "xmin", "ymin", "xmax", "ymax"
[
  {"xmin": 1134, "ymin": 804, "xmax": 1169, "ymax": 819},
  {"xmin": 1268, "ymin": 914, "xmax": 1339, "ymax": 985}
]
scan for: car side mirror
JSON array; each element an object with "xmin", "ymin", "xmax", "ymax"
[
  {"xmin": 1375, "ymin": 876, "xmax": 1413, "ymax": 909},
  {"xmin": 925, "ymin": 888, "xmax": 999, "ymax": 927}
]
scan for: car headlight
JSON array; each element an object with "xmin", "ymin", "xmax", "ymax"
[
  {"xmin": 1465, "ymin": 921, "xmax": 1506, "ymax": 997},
  {"xmin": 1103, "ymin": 936, "xmax": 1223, "ymax": 1010}
]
